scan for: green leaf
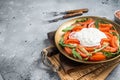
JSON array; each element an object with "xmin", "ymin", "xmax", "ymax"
[
  {"xmin": 72, "ymin": 49, "xmax": 82, "ymax": 60},
  {"xmin": 83, "ymin": 57, "xmax": 89, "ymax": 61},
  {"xmin": 59, "ymin": 38, "xmax": 75, "ymax": 48},
  {"xmin": 110, "ymin": 30, "xmax": 119, "ymax": 39},
  {"xmin": 73, "ymin": 53, "xmax": 77, "ymax": 58},
  {"xmin": 59, "ymin": 38, "xmax": 64, "ymax": 46},
  {"xmin": 103, "ymin": 45, "xmax": 120, "ymax": 59},
  {"xmin": 99, "ymin": 19, "xmax": 109, "ymax": 24},
  {"xmin": 103, "ymin": 52, "xmax": 114, "ymax": 58},
  {"xmin": 64, "ymin": 44, "xmax": 75, "ymax": 48},
  {"xmin": 94, "ymin": 19, "xmax": 99, "ymax": 28},
  {"xmin": 94, "ymin": 19, "xmax": 110, "ymax": 29},
  {"xmin": 62, "ymin": 26, "xmax": 73, "ymax": 32},
  {"xmin": 117, "ymin": 34, "xmax": 120, "ymax": 41},
  {"xmin": 116, "ymin": 46, "xmax": 120, "ymax": 54},
  {"xmin": 76, "ymin": 18, "xmax": 88, "ymax": 23}
]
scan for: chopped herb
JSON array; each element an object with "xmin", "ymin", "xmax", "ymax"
[
  {"xmin": 72, "ymin": 49, "xmax": 82, "ymax": 60},
  {"xmin": 62, "ymin": 26, "xmax": 73, "ymax": 32}
]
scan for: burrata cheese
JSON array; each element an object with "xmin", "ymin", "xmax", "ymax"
[{"xmin": 71, "ymin": 28, "xmax": 107, "ymax": 47}]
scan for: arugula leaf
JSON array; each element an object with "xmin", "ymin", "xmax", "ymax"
[
  {"xmin": 62, "ymin": 26, "xmax": 73, "ymax": 32},
  {"xmin": 111, "ymin": 32, "xmax": 118, "ymax": 36},
  {"xmin": 99, "ymin": 19, "xmax": 109, "ymax": 24},
  {"xmin": 94, "ymin": 19, "xmax": 111, "ymax": 29},
  {"xmin": 94, "ymin": 19, "xmax": 99, "ymax": 28},
  {"xmin": 72, "ymin": 49, "xmax": 82, "ymax": 60},
  {"xmin": 83, "ymin": 57, "xmax": 89, "ymax": 61},
  {"xmin": 59, "ymin": 38, "xmax": 64, "ymax": 46},
  {"xmin": 110, "ymin": 29, "xmax": 119, "ymax": 39},
  {"xmin": 64, "ymin": 44, "xmax": 75, "ymax": 48},
  {"xmin": 59, "ymin": 38, "xmax": 75, "ymax": 48},
  {"xmin": 103, "ymin": 52, "xmax": 114, "ymax": 58},
  {"xmin": 103, "ymin": 45, "xmax": 120, "ymax": 59},
  {"xmin": 118, "ymin": 35, "xmax": 120, "ymax": 44},
  {"xmin": 76, "ymin": 18, "xmax": 88, "ymax": 23},
  {"xmin": 116, "ymin": 46, "xmax": 120, "ymax": 54}
]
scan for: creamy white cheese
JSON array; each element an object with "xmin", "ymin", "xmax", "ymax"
[{"xmin": 71, "ymin": 28, "xmax": 107, "ymax": 47}]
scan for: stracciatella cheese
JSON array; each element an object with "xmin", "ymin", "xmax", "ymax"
[{"xmin": 71, "ymin": 28, "xmax": 107, "ymax": 47}]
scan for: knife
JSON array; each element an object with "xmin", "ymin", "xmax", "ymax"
[
  {"xmin": 51, "ymin": 8, "xmax": 88, "ymax": 16},
  {"xmin": 48, "ymin": 11, "xmax": 83, "ymax": 23}
]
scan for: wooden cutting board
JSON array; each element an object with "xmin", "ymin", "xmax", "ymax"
[
  {"xmin": 42, "ymin": 46, "xmax": 120, "ymax": 80},
  {"xmin": 40, "ymin": 31, "xmax": 120, "ymax": 80}
]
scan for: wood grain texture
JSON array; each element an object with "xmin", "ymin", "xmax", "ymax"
[{"xmin": 43, "ymin": 46, "xmax": 120, "ymax": 80}]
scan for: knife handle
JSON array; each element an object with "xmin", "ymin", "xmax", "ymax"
[
  {"xmin": 66, "ymin": 8, "xmax": 89, "ymax": 14},
  {"xmin": 63, "ymin": 11, "xmax": 83, "ymax": 19}
]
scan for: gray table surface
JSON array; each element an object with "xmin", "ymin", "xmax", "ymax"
[{"xmin": 0, "ymin": 0, "xmax": 120, "ymax": 80}]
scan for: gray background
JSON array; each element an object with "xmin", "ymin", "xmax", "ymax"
[{"xmin": 0, "ymin": 0, "xmax": 120, "ymax": 80}]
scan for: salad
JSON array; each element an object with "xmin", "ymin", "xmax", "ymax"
[{"xmin": 59, "ymin": 17, "xmax": 120, "ymax": 61}]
